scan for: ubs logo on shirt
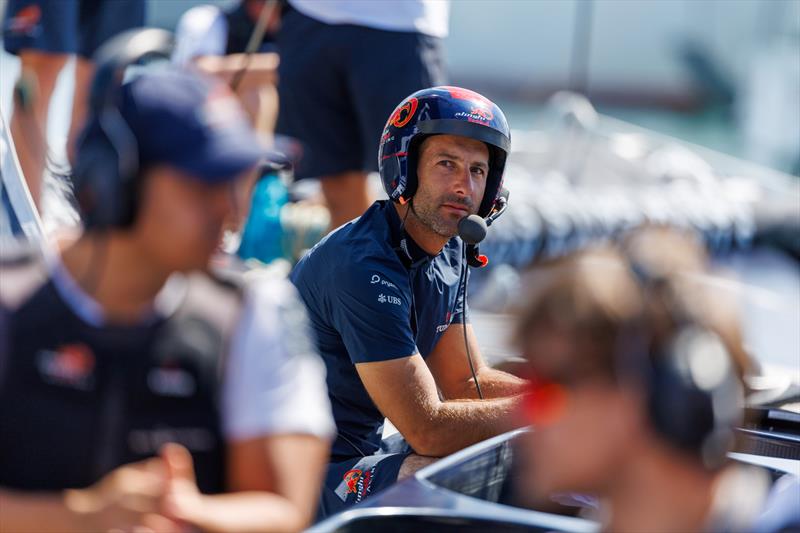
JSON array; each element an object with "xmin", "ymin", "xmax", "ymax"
[{"xmin": 35, "ymin": 344, "xmax": 95, "ymax": 391}]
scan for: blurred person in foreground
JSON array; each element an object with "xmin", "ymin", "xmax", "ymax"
[
  {"xmin": 0, "ymin": 65, "xmax": 333, "ymax": 532},
  {"xmin": 513, "ymin": 228, "xmax": 799, "ymax": 532},
  {"xmin": 276, "ymin": 0, "xmax": 449, "ymax": 230},
  {"xmin": 291, "ymin": 87, "xmax": 528, "ymax": 518},
  {"xmin": 3, "ymin": 0, "xmax": 146, "ymax": 208},
  {"xmin": 172, "ymin": 0, "xmax": 283, "ymax": 137}
]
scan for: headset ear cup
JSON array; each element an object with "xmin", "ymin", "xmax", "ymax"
[
  {"xmin": 73, "ymin": 28, "xmax": 174, "ymax": 230},
  {"xmin": 647, "ymin": 354, "xmax": 715, "ymax": 453},
  {"xmin": 73, "ymin": 129, "xmax": 123, "ymax": 229}
]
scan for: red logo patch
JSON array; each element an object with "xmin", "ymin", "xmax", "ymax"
[
  {"xmin": 344, "ymin": 469, "xmax": 362, "ymax": 494},
  {"xmin": 36, "ymin": 343, "xmax": 96, "ymax": 390},
  {"xmin": 389, "ymin": 97, "xmax": 418, "ymax": 128}
]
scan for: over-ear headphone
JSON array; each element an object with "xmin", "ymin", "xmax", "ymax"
[
  {"xmin": 618, "ymin": 253, "xmax": 744, "ymax": 468},
  {"xmin": 72, "ymin": 28, "xmax": 174, "ymax": 230}
]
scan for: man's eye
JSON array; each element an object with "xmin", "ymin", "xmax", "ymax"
[
  {"xmin": 439, "ymin": 160, "xmax": 454, "ymax": 169},
  {"xmin": 471, "ymin": 167, "xmax": 486, "ymax": 177}
]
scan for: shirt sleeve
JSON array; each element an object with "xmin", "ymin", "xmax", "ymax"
[
  {"xmin": 222, "ymin": 276, "xmax": 335, "ymax": 442},
  {"xmin": 331, "ymin": 261, "xmax": 418, "ymax": 364},
  {"xmin": 172, "ymin": 5, "xmax": 228, "ymax": 67}
]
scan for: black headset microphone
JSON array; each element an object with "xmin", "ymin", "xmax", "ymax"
[{"xmin": 454, "ymin": 189, "xmax": 510, "ymax": 400}]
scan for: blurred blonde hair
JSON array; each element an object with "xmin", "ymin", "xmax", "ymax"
[{"xmin": 514, "ymin": 226, "xmax": 752, "ymax": 384}]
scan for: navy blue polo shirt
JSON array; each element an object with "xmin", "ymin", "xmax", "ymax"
[{"xmin": 290, "ymin": 200, "xmax": 467, "ymax": 460}]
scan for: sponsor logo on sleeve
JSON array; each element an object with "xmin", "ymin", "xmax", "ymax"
[
  {"xmin": 378, "ymin": 293, "xmax": 401, "ymax": 306},
  {"xmin": 436, "ymin": 311, "xmax": 453, "ymax": 333},
  {"xmin": 369, "ymin": 274, "xmax": 397, "ymax": 290}
]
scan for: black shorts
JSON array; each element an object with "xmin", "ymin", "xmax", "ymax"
[
  {"xmin": 275, "ymin": 7, "xmax": 446, "ymax": 180},
  {"xmin": 317, "ymin": 432, "xmax": 412, "ymax": 519},
  {"xmin": 318, "ymin": 451, "xmax": 410, "ymax": 519},
  {"xmin": 3, "ymin": 0, "xmax": 146, "ymax": 58}
]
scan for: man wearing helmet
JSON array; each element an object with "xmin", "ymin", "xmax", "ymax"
[{"xmin": 290, "ymin": 86, "xmax": 528, "ymax": 516}]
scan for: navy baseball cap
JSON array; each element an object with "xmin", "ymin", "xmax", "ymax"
[{"xmin": 117, "ymin": 68, "xmax": 265, "ymax": 183}]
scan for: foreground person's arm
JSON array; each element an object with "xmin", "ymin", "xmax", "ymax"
[
  {"xmin": 0, "ymin": 459, "xmax": 176, "ymax": 533},
  {"xmin": 165, "ymin": 279, "xmax": 333, "ymax": 532},
  {"xmin": 160, "ymin": 436, "xmax": 327, "ymax": 533}
]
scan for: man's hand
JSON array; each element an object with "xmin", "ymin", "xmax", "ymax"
[
  {"xmin": 159, "ymin": 443, "xmax": 207, "ymax": 530},
  {"xmin": 64, "ymin": 457, "xmax": 180, "ymax": 532},
  {"xmin": 427, "ymin": 323, "xmax": 528, "ymax": 400}
]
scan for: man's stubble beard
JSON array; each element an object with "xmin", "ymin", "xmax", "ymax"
[{"xmin": 409, "ymin": 189, "xmax": 475, "ymax": 239}]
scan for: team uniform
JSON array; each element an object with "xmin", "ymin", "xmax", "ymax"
[
  {"xmin": 290, "ymin": 200, "xmax": 468, "ymax": 515},
  {"xmin": 0, "ymin": 248, "xmax": 334, "ymax": 493},
  {"xmin": 289, "ymin": 83, "xmax": 512, "ymax": 516},
  {"xmin": 275, "ymin": 0, "xmax": 449, "ymax": 179},
  {"xmin": 3, "ymin": 0, "xmax": 145, "ymax": 58}
]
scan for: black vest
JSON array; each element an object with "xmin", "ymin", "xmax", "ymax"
[{"xmin": 0, "ymin": 251, "xmax": 242, "ymax": 494}]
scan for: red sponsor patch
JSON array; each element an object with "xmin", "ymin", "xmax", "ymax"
[
  {"xmin": 36, "ymin": 344, "xmax": 96, "ymax": 390},
  {"xmin": 344, "ymin": 469, "xmax": 362, "ymax": 494},
  {"xmin": 389, "ymin": 97, "xmax": 418, "ymax": 128}
]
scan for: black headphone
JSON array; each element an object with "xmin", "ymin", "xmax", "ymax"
[
  {"xmin": 72, "ymin": 28, "xmax": 174, "ymax": 230},
  {"xmin": 618, "ymin": 253, "xmax": 744, "ymax": 468}
]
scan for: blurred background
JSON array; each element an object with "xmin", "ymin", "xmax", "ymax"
[{"xmin": 2, "ymin": 0, "xmax": 799, "ymax": 176}]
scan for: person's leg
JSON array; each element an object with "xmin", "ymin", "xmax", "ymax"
[
  {"xmin": 319, "ymin": 171, "xmax": 371, "ymax": 230},
  {"xmin": 9, "ymin": 51, "xmax": 69, "ymax": 208},
  {"xmin": 275, "ymin": 8, "xmax": 366, "ymax": 232},
  {"xmin": 318, "ymin": 452, "xmax": 410, "ymax": 520},
  {"xmin": 4, "ymin": 0, "xmax": 78, "ymax": 209},
  {"xmin": 346, "ymin": 29, "xmax": 447, "ymax": 227}
]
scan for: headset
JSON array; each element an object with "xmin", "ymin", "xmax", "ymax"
[
  {"xmin": 72, "ymin": 28, "xmax": 174, "ymax": 230},
  {"xmin": 617, "ymin": 249, "xmax": 745, "ymax": 468}
]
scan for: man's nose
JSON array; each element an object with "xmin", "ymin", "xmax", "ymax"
[{"xmin": 453, "ymin": 165, "xmax": 474, "ymax": 197}]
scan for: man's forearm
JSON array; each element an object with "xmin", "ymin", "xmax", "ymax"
[
  {"xmin": 411, "ymin": 395, "xmax": 522, "ymax": 457},
  {"xmin": 0, "ymin": 489, "xmax": 87, "ymax": 533},
  {"xmin": 471, "ymin": 367, "xmax": 528, "ymax": 399}
]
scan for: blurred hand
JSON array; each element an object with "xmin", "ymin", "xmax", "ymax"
[
  {"xmin": 65, "ymin": 457, "xmax": 182, "ymax": 532},
  {"xmin": 159, "ymin": 443, "xmax": 206, "ymax": 530}
]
